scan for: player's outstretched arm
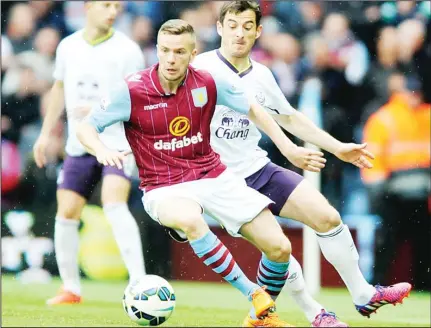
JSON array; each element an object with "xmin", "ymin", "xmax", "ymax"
[
  {"xmin": 276, "ymin": 112, "xmax": 374, "ymax": 169},
  {"xmin": 213, "ymin": 72, "xmax": 326, "ymax": 172},
  {"xmin": 249, "ymin": 103, "xmax": 326, "ymax": 173},
  {"xmin": 33, "ymin": 80, "xmax": 65, "ymax": 168}
]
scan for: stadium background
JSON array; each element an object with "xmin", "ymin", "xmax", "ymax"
[{"xmin": 1, "ymin": 1, "xmax": 430, "ymax": 291}]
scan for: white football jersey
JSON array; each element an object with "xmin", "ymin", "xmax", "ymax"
[
  {"xmin": 192, "ymin": 50, "xmax": 295, "ymax": 178},
  {"xmin": 54, "ymin": 29, "xmax": 145, "ymax": 156}
]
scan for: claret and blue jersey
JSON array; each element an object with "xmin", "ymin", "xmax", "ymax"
[{"xmin": 87, "ymin": 63, "xmax": 251, "ymax": 191}]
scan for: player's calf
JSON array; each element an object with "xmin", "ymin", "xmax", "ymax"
[{"xmin": 190, "ymin": 230, "xmax": 274, "ymax": 316}]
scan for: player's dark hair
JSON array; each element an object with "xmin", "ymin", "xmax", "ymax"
[
  {"xmin": 219, "ymin": 1, "xmax": 262, "ymax": 26},
  {"xmin": 158, "ymin": 19, "xmax": 195, "ymax": 37}
]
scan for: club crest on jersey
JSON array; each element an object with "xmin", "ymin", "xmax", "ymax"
[
  {"xmin": 255, "ymin": 91, "xmax": 265, "ymax": 105},
  {"xmin": 191, "ymin": 87, "xmax": 208, "ymax": 107},
  {"xmin": 100, "ymin": 97, "xmax": 111, "ymax": 111}
]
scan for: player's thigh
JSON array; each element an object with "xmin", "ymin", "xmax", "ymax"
[
  {"xmin": 240, "ymin": 207, "xmax": 291, "ymax": 259},
  {"xmin": 56, "ymin": 189, "xmax": 87, "ymax": 219},
  {"xmin": 279, "ymin": 178, "xmax": 341, "ymax": 233},
  {"xmin": 101, "ymin": 174, "xmax": 131, "ymax": 205},
  {"xmin": 247, "ymin": 163, "xmax": 304, "ymax": 216},
  {"xmin": 143, "ymin": 185, "xmax": 208, "ymax": 239},
  {"xmin": 101, "ymin": 156, "xmax": 135, "ymax": 204},
  {"xmin": 202, "ymin": 170, "xmax": 273, "ymax": 238},
  {"xmin": 56, "ymin": 154, "xmax": 101, "ymax": 218}
]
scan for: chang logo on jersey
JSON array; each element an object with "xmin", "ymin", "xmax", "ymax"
[
  {"xmin": 215, "ymin": 111, "xmax": 250, "ymax": 140},
  {"xmin": 154, "ymin": 116, "xmax": 203, "ymax": 151},
  {"xmin": 144, "ymin": 102, "xmax": 168, "ymax": 111}
]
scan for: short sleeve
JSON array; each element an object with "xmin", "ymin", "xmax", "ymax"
[
  {"xmin": 213, "ymin": 73, "xmax": 250, "ymax": 114},
  {"xmin": 86, "ymin": 79, "xmax": 132, "ymax": 133},
  {"xmin": 53, "ymin": 40, "xmax": 66, "ymax": 81},
  {"xmin": 262, "ymin": 68, "xmax": 295, "ymax": 115}
]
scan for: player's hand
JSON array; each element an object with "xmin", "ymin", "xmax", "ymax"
[
  {"xmin": 33, "ymin": 134, "xmax": 50, "ymax": 168},
  {"xmin": 285, "ymin": 146, "xmax": 326, "ymax": 173},
  {"xmin": 95, "ymin": 148, "xmax": 132, "ymax": 170},
  {"xmin": 334, "ymin": 142, "xmax": 375, "ymax": 169}
]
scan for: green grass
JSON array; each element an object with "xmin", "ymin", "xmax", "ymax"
[{"xmin": 2, "ymin": 275, "xmax": 430, "ymax": 327}]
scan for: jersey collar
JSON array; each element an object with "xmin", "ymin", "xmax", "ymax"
[
  {"xmin": 83, "ymin": 28, "xmax": 115, "ymax": 46},
  {"xmin": 216, "ymin": 49, "xmax": 253, "ymax": 78},
  {"xmin": 150, "ymin": 63, "xmax": 189, "ymax": 96}
]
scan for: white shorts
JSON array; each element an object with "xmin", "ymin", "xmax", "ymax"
[{"xmin": 142, "ymin": 169, "xmax": 273, "ymax": 239}]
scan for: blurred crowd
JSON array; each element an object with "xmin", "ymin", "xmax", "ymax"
[{"xmin": 1, "ymin": 1, "xmax": 430, "ymax": 289}]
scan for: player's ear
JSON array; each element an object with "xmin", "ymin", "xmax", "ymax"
[
  {"xmin": 216, "ymin": 21, "xmax": 223, "ymax": 37},
  {"xmin": 255, "ymin": 25, "xmax": 263, "ymax": 40},
  {"xmin": 190, "ymin": 48, "xmax": 198, "ymax": 62}
]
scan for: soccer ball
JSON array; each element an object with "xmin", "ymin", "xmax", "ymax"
[{"xmin": 122, "ymin": 275, "xmax": 176, "ymax": 326}]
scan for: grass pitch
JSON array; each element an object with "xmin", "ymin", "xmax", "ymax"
[{"xmin": 2, "ymin": 275, "xmax": 430, "ymax": 327}]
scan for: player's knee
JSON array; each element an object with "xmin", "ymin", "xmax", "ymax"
[
  {"xmin": 265, "ymin": 237, "xmax": 292, "ymax": 263},
  {"xmin": 56, "ymin": 206, "xmax": 81, "ymax": 220},
  {"xmin": 56, "ymin": 201, "xmax": 81, "ymax": 219},
  {"xmin": 174, "ymin": 216, "xmax": 209, "ymax": 240},
  {"xmin": 315, "ymin": 206, "xmax": 342, "ymax": 233}
]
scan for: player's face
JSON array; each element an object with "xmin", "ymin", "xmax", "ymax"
[
  {"xmin": 157, "ymin": 33, "xmax": 197, "ymax": 82},
  {"xmin": 217, "ymin": 9, "xmax": 262, "ymax": 58},
  {"xmin": 86, "ymin": 1, "xmax": 122, "ymax": 31}
]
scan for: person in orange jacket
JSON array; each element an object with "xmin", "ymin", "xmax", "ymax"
[{"xmin": 362, "ymin": 75, "xmax": 430, "ymax": 291}]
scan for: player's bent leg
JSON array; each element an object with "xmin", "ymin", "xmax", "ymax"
[
  {"xmin": 147, "ymin": 190, "xmax": 273, "ymax": 318},
  {"xmin": 47, "ymin": 189, "xmax": 86, "ymax": 306},
  {"xmin": 241, "ymin": 214, "xmax": 347, "ymax": 327},
  {"xmin": 279, "ymin": 179, "xmax": 341, "ymax": 233},
  {"xmin": 240, "ymin": 210, "xmax": 295, "ymax": 327},
  {"xmin": 280, "ymin": 178, "xmax": 411, "ymax": 314},
  {"xmin": 101, "ymin": 174, "xmax": 146, "ymax": 281}
]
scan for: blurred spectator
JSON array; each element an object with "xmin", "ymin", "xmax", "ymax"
[
  {"xmin": 380, "ymin": 1, "xmax": 430, "ymax": 26},
  {"xmin": 131, "ymin": 16, "xmax": 157, "ymax": 67},
  {"xmin": 362, "ymin": 76, "xmax": 430, "ymax": 290},
  {"xmin": 320, "ymin": 13, "xmax": 371, "ymax": 132},
  {"xmin": 33, "ymin": 27, "xmax": 61, "ymax": 59},
  {"xmin": 126, "ymin": 1, "xmax": 166, "ymax": 29},
  {"xmin": 1, "ymin": 35, "xmax": 14, "ymax": 74},
  {"xmin": 28, "ymin": 1, "xmax": 68, "ymax": 37},
  {"xmin": 179, "ymin": 4, "xmax": 219, "ymax": 52},
  {"xmin": 272, "ymin": 1, "xmax": 323, "ymax": 38},
  {"xmin": 1, "ymin": 31, "xmax": 54, "ymax": 156},
  {"xmin": 397, "ymin": 19, "xmax": 431, "ymax": 103},
  {"xmin": 5, "ymin": 3, "xmax": 36, "ymax": 54},
  {"xmin": 361, "ymin": 27, "xmax": 402, "ymax": 122},
  {"xmin": 265, "ymin": 33, "xmax": 301, "ymax": 101}
]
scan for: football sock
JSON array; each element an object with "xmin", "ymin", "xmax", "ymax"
[
  {"xmin": 54, "ymin": 217, "xmax": 81, "ymax": 295},
  {"xmin": 285, "ymin": 255, "xmax": 324, "ymax": 323},
  {"xmin": 190, "ymin": 231, "xmax": 259, "ymax": 298},
  {"xmin": 104, "ymin": 203, "xmax": 146, "ymax": 281},
  {"xmin": 316, "ymin": 223, "xmax": 376, "ymax": 305},
  {"xmin": 249, "ymin": 253, "xmax": 289, "ymax": 319}
]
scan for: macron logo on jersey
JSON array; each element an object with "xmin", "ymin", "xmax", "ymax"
[{"xmin": 144, "ymin": 102, "xmax": 168, "ymax": 111}]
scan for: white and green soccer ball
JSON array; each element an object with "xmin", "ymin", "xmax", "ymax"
[{"xmin": 123, "ymin": 275, "xmax": 176, "ymax": 326}]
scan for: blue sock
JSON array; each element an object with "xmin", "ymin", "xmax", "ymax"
[
  {"xmin": 249, "ymin": 253, "xmax": 290, "ymax": 319},
  {"xmin": 190, "ymin": 231, "xmax": 259, "ymax": 298}
]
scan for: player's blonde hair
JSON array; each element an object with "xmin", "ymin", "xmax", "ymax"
[
  {"xmin": 158, "ymin": 19, "xmax": 196, "ymax": 49},
  {"xmin": 158, "ymin": 19, "xmax": 195, "ymax": 37}
]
